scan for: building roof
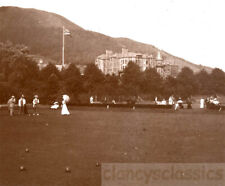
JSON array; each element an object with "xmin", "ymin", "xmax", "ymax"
[{"xmin": 97, "ymin": 50, "xmax": 152, "ymax": 60}]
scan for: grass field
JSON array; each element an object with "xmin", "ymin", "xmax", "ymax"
[{"xmin": 0, "ymin": 106, "xmax": 225, "ymax": 186}]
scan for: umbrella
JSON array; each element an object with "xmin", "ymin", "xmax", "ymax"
[{"xmin": 63, "ymin": 95, "xmax": 70, "ymax": 102}]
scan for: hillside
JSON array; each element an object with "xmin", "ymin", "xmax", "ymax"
[{"xmin": 0, "ymin": 6, "xmax": 212, "ymax": 73}]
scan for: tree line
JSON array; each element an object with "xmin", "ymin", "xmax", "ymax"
[{"xmin": 0, "ymin": 42, "xmax": 225, "ymax": 104}]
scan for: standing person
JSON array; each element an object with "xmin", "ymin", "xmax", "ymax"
[
  {"xmin": 61, "ymin": 95, "xmax": 70, "ymax": 115},
  {"xmin": 168, "ymin": 96, "xmax": 174, "ymax": 105},
  {"xmin": 186, "ymin": 97, "xmax": 192, "ymax": 109},
  {"xmin": 33, "ymin": 95, "xmax": 40, "ymax": 115},
  {"xmin": 18, "ymin": 95, "xmax": 26, "ymax": 115},
  {"xmin": 90, "ymin": 96, "xmax": 94, "ymax": 104},
  {"xmin": 154, "ymin": 97, "xmax": 158, "ymax": 104},
  {"xmin": 7, "ymin": 95, "xmax": 16, "ymax": 116},
  {"xmin": 200, "ymin": 98, "xmax": 205, "ymax": 109}
]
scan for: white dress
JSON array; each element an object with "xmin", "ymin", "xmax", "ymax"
[
  {"xmin": 61, "ymin": 100, "xmax": 70, "ymax": 115},
  {"xmin": 168, "ymin": 97, "xmax": 174, "ymax": 105},
  {"xmin": 200, "ymin": 98, "xmax": 204, "ymax": 108}
]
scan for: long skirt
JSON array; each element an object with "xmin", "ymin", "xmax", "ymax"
[{"xmin": 61, "ymin": 104, "xmax": 70, "ymax": 115}]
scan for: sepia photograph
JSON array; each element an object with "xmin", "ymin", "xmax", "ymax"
[{"xmin": 0, "ymin": 0, "xmax": 225, "ymax": 186}]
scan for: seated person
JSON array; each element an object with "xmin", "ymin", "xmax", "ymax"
[
  {"xmin": 112, "ymin": 100, "xmax": 116, "ymax": 104},
  {"xmin": 175, "ymin": 98, "xmax": 184, "ymax": 110},
  {"xmin": 161, "ymin": 99, "xmax": 167, "ymax": 105},
  {"xmin": 212, "ymin": 98, "xmax": 220, "ymax": 105},
  {"xmin": 50, "ymin": 102, "xmax": 59, "ymax": 109},
  {"xmin": 176, "ymin": 97, "xmax": 184, "ymax": 109}
]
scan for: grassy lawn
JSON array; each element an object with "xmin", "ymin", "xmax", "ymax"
[{"xmin": 0, "ymin": 107, "xmax": 225, "ymax": 186}]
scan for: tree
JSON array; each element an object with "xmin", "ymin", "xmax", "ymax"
[
  {"xmin": 176, "ymin": 67, "xmax": 198, "ymax": 98},
  {"xmin": 195, "ymin": 69, "xmax": 212, "ymax": 95},
  {"xmin": 0, "ymin": 41, "xmax": 30, "ymax": 81},
  {"xmin": 40, "ymin": 63, "xmax": 60, "ymax": 80},
  {"xmin": 8, "ymin": 55, "xmax": 40, "ymax": 99},
  {"xmin": 163, "ymin": 76, "xmax": 177, "ymax": 97},
  {"xmin": 0, "ymin": 82, "xmax": 14, "ymax": 103},
  {"xmin": 83, "ymin": 64, "xmax": 105, "ymax": 95},
  {"xmin": 41, "ymin": 73, "xmax": 60, "ymax": 104},
  {"xmin": 121, "ymin": 62, "xmax": 143, "ymax": 97},
  {"xmin": 209, "ymin": 68, "xmax": 225, "ymax": 94},
  {"xmin": 141, "ymin": 67, "xmax": 163, "ymax": 96},
  {"xmin": 102, "ymin": 74, "xmax": 120, "ymax": 100},
  {"xmin": 62, "ymin": 64, "xmax": 83, "ymax": 103},
  {"xmin": 61, "ymin": 64, "xmax": 80, "ymax": 79}
]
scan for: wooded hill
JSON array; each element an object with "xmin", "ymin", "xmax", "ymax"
[{"xmin": 0, "ymin": 6, "xmax": 211, "ymax": 73}]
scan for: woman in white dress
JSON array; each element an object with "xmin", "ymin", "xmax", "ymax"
[
  {"xmin": 200, "ymin": 98, "xmax": 205, "ymax": 108},
  {"xmin": 61, "ymin": 95, "xmax": 70, "ymax": 115}
]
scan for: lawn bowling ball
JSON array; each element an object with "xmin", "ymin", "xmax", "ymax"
[
  {"xmin": 25, "ymin": 148, "xmax": 29, "ymax": 152},
  {"xmin": 65, "ymin": 167, "xmax": 71, "ymax": 173},
  {"xmin": 20, "ymin": 166, "xmax": 25, "ymax": 171},
  {"xmin": 96, "ymin": 162, "xmax": 100, "ymax": 167}
]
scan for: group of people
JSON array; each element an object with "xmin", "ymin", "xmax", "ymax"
[
  {"xmin": 155, "ymin": 96, "xmax": 193, "ymax": 110},
  {"xmin": 7, "ymin": 94, "xmax": 40, "ymax": 116},
  {"xmin": 155, "ymin": 95, "xmax": 177, "ymax": 106},
  {"xmin": 7, "ymin": 94, "xmax": 71, "ymax": 116},
  {"xmin": 154, "ymin": 95, "xmax": 222, "ymax": 111},
  {"xmin": 203, "ymin": 96, "xmax": 222, "ymax": 111},
  {"xmin": 49, "ymin": 95, "xmax": 70, "ymax": 115},
  {"xmin": 6, "ymin": 94, "xmax": 222, "ymax": 116}
]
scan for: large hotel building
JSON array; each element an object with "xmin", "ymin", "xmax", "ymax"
[{"xmin": 95, "ymin": 48, "xmax": 179, "ymax": 78}]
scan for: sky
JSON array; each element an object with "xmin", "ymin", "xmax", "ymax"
[{"xmin": 1, "ymin": 0, "xmax": 225, "ymax": 71}]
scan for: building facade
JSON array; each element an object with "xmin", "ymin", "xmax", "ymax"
[{"xmin": 95, "ymin": 48, "xmax": 178, "ymax": 78}]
